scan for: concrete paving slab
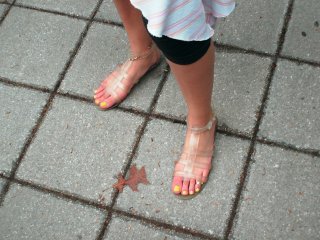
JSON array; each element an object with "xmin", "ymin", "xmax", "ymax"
[
  {"xmin": 0, "ymin": 84, "xmax": 48, "ymax": 173},
  {"xmin": 155, "ymin": 52, "xmax": 271, "ymax": 134},
  {"xmin": 0, "ymin": 7, "xmax": 86, "ymax": 88},
  {"xmin": 16, "ymin": 96, "xmax": 144, "ymax": 203},
  {"xmin": 282, "ymin": 0, "xmax": 320, "ymax": 62},
  {"xmin": 95, "ymin": 0, "xmax": 121, "ymax": 23},
  {"xmin": 115, "ymin": 119, "xmax": 250, "ymax": 237},
  {"xmin": 15, "ymin": 0, "xmax": 98, "ymax": 17},
  {"xmin": 104, "ymin": 216, "xmax": 203, "ymax": 240},
  {"xmin": 0, "ymin": 3, "xmax": 8, "ymax": 15},
  {"xmin": 232, "ymin": 144, "xmax": 320, "ymax": 240},
  {"xmin": 259, "ymin": 60, "xmax": 320, "ymax": 150},
  {"xmin": 214, "ymin": 0, "xmax": 289, "ymax": 53},
  {"xmin": 0, "ymin": 183, "xmax": 104, "ymax": 240},
  {"xmin": 61, "ymin": 22, "xmax": 165, "ymax": 111}
]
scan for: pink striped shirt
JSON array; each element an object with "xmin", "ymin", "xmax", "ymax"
[{"xmin": 130, "ymin": 0, "xmax": 235, "ymax": 41}]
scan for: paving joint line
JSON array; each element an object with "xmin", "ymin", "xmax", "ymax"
[
  {"xmin": 0, "ymin": 0, "xmax": 104, "ymax": 206},
  {"xmin": 256, "ymin": 137, "xmax": 320, "ymax": 157},
  {"xmin": 279, "ymin": 54, "xmax": 320, "ymax": 67},
  {"xmin": 223, "ymin": 0, "xmax": 295, "ymax": 238},
  {"xmin": 0, "ymin": 173, "xmax": 109, "ymax": 211},
  {"xmin": 112, "ymin": 209, "xmax": 220, "ymax": 240},
  {"xmin": 0, "ymin": 0, "xmax": 15, "ymax": 26},
  {"xmin": 12, "ymin": 2, "xmax": 91, "ymax": 21},
  {"xmin": 95, "ymin": 64, "xmax": 171, "ymax": 240},
  {"xmin": 2, "ymin": 73, "xmax": 318, "ymax": 158},
  {"xmin": 1, "ymin": 72, "xmax": 318, "ymax": 159},
  {"xmin": 5, "ymin": 2, "xmax": 319, "ymax": 69},
  {"xmin": 0, "ymin": 172, "xmax": 217, "ymax": 240},
  {"xmin": 0, "ymin": 76, "xmax": 52, "ymax": 94}
]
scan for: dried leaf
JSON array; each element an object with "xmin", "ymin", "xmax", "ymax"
[
  {"xmin": 125, "ymin": 165, "xmax": 150, "ymax": 191},
  {"xmin": 112, "ymin": 174, "xmax": 126, "ymax": 192}
]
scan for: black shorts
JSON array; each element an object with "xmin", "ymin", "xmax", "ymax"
[{"xmin": 142, "ymin": 16, "xmax": 211, "ymax": 65}]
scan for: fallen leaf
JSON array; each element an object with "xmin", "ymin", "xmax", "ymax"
[
  {"xmin": 112, "ymin": 174, "xmax": 126, "ymax": 192},
  {"xmin": 125, "ymin": 165, "xmax": 150, "ymax": 191}
]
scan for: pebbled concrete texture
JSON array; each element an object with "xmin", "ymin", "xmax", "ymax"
[
  {"xmin": 0, "ymin": 178, "xmax": 6, "ymax": 193},
  {"xmin": 115, "ymin": 119, "xmax": 250, "ymax": 238},
  {"xmin": 0, "ymin": 84, "xmax": 48, "ymax": 173},
  {"xmin": 16, "ymin": 96, "xmax": 144, "ymax": 204},
  {"xmin": 232, "ymin": 144, "xmax": 320, "ymax": 240},
  {"xmin": 214, "ymin": 0, "xmax": 289, "ymax": 53},
  {"xmin": 95, "ymin": 0, "xmax": 122, "ymax": 23},
  {"xmin": 155, "ymin": 52, "xmax": 271, "ymax": 135},
  {"xmin": 282, "ymin": 0, "xmax": 320, "ymax": 62},
  {"xmin": 0, "ymin": 183, "xmax": 104, "ymax": 240},
  {"xmin": 0, "ymin": 7, "xmax": 86, "ymax": 88},
  {"xmin": 15, "ymin": 0, "xmax": 99, "ymax": 17},
  {"xmin": 104, "ymin": 216, "xmax": 203, "ymax": 240},
  {"xmin": 0, "ymin": 3, "xmax": 8, "ymax": 15},
  {"xmin": 1, "ymin": 0, "xmax": 319, "ymax": 239},
  {"xmin": 259, "ymin": 60, "xmax": 320, "ymax": 150},
  {"xmin": 60, "ymin": 22, "xmax": 165, "ymax": 111}
]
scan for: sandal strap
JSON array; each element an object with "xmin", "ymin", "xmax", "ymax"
[
  {"xmin": 104, "ymin": 43, "xmax": 156, "ymax": 104},
  {"xmin": 187, "ymin": 116, "xmax": 216, "ymax": 133},
  {"xmin": 174, "ymin": 116, "xmax": 217, "ymax": 180}
]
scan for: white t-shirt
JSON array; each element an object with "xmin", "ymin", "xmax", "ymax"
[{"xmin": 130, "ymin": 0, "xmax": 236, "ymax": 41}]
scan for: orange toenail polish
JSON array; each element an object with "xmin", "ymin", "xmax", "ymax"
[
  {"xmin": 189, "ymin": 191, "xmax": 194, "ymax": 195},
  {"xmin": 182, "ymin": 190, "xmax": 188, "ymax": 195},
  {"xmin": 100, "ymin": 102, "xmax": 107, "ymax": 107},
  {"xmin": 174, "ymin": 186, "xmax": 180, "ymax": 192},
  {"xmin": 95, "ymin": 99, "xmax": 100, "ymax": 105},
  {"xmin": 195, "ymin": 188, "xmax": 200, "ymax": 192}
]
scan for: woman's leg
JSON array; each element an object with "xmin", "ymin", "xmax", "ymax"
[
  {"xmin": 168, "ymin": 42, "xmax": 216, "ymax": 196},
  {"xmin": 94, "ymin": 0, "xmax": 160, "ymax": 109}
]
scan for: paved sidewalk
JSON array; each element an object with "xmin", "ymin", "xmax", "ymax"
[{"xmin": 0, "ymin": 0, "xmax": 319, "ymax": 239}]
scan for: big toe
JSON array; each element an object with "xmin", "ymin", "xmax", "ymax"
[{"xmin": 172, "ymin": 176, "xmax": 183, "ymax": 194}]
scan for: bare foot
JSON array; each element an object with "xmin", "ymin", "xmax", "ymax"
[{"xmin": 94, "ymin": 44, "xmax": 161, "ymax": 110}]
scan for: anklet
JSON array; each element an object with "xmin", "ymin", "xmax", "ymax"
[{"xmin": 129, "ymin": 43, "xmax": 154, "ymax": 61}]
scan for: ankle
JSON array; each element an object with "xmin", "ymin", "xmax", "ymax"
[{"xmin": 186, "ymin": 108, "xmax": 215, "ymax": 128}]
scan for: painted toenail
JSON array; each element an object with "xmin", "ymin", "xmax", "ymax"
[
  {"xmin": 174, "ymin": 186, "xmax": 180, "ymax": 192},
  {"xmin": 95, "ymin": 99, "xmax": 100, "ymax": 104},
  {"xmin": 100, "ymin": 102, "xmax": 107, "ymax": 107},
  {"xmin": 189, "ymin": 191, "xmax": 194, "ymax": 195},
  {"xmin": 182, "ymin": 190, "xmax": 188, "ymax": 195},
  {"xmin": 195, "ymin": 188, "xmax": 200, "ymax": 192}
]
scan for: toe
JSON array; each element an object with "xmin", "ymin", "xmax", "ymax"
[
  {"xmin": 201, "ymin": 169, "xmax": 210, "ymax": 183},
  {"xmin": 94, "ymin": 90, "xmax": 105, "ymax": 100},
  {"xmin": 94, "ymin": 86, "xmax": 104, "ymax": 95},
  {"xmin": 189, "ymin": 179, "xmax": 196, "ymax": 195},
  {"xmin": 95, "ymin": 94, "xmax": 107, "ymax": 105},
  {"xmin": 98, "ymin": 96, "xmax": 112, "ymax": 109},
  {"xmin": 172, "ymin": 176, "xmax": 183, "ymax": 194},
  {"xmin": 195, "ymin": 180, "xmax": 201, "ymax": 193},
  {"xmin": 181, "ymin": 179, "xmax": 190, "ymax": 196}
]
